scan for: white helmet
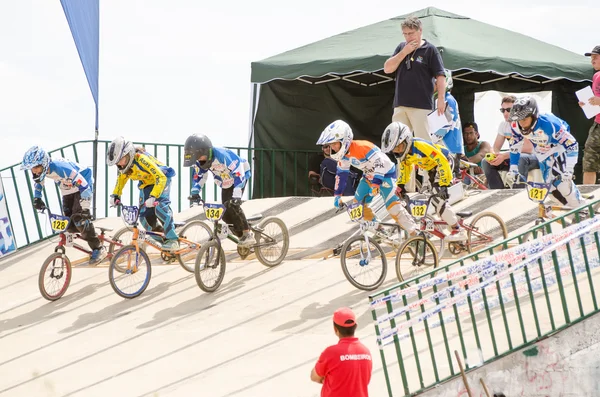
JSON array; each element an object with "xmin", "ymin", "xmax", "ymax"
[
  {"xmin": 316, "ymin": 120, "xmax": 353, "ymax": 161},
  {"xmin": 381, "ymin": 122, "xmax": 412, "ymax": 161},
  {"xmin": 106, "ymin": 136, "xmax": 135, "ymax": 173}
]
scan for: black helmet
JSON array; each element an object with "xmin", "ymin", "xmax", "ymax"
[
  {"xmin": 183, "ymin": 134, "xmax": 213, "ymax": 169},
  {"xmin": 509, "ymin": 96, "xmax": 539, "ymax": 134}
]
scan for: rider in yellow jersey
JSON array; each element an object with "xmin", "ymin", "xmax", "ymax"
[
  {"xmin": 381, "ymin": 122, "xmax": 467, "ymax": 242},
  {"xmin": 106, "ymin": 136, "xmax": 180, "ymax": 251}
]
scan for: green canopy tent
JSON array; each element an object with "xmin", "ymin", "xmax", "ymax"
[{"xmin": 249, "ymin": 7, "xmax": 594, "ymax": 197}]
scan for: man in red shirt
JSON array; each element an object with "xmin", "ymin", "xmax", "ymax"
[
  {"xmin": 311, "ymin": 307, "xmax": 372, "ymax": 397},
  {"xmin": 581, "ymin": 45, "xmax": 600, "ymax": 184}
]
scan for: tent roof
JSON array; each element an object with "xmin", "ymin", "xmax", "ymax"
[{"xmin": 251, "ymin": 7, "xmax": 592, "ymax": 84}]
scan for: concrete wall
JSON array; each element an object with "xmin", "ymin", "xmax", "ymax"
[{"xmin": 420, "ymin": 312, "xmax": 600, "ymax": 397}]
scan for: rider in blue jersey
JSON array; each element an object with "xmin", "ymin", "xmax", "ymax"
[
  {"xmin": 182, "ymin": 134, "xmax": 254, "ymax": 247},
  {"xmin": 507, "ymin": 96, "xmax": 585, "ymax": 208},
  {"xmin": 21, "ymin": 146, "xmax": 107, "ymax": 264}
]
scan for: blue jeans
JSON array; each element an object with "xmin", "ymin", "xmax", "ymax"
[{"xmin": 482, "ymin": 153, "xmax": 539, "ymax": 189}]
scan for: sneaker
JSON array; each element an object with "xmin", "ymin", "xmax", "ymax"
[
  {"xmin": 162, "ymin": 239, "xmax": 180, "ymax": 252},
  {"xmin": 446, "ymin": 228, "xmax": 467, "ymax": 242},
  {"xmin": 89, "ymin": 246, "xmax": 107, "ymax": 265},
  {"xmin": 238, "ymin": 231, "xmax": 255, "ymax": 248}
]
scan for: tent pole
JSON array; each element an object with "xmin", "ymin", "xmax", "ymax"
[{"xmin": 92, "ymin": 127, "xmax": 98, "ymax": 220}]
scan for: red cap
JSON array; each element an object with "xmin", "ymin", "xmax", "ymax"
[{"xmin": 333, "ymin": 307, "xmax": 357, "ymax": 327}]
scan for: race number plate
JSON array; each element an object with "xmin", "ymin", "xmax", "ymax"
[
  {"xmin": 121, "ymin": 205, "xmax": 140, "ymax": 225},
  {"xmin": 526, "ymin": 182, "xmax": 550, "ymax": 203},
  {"xmin": 49, "ymin": 214, "xmax": 70, "ymax": 232},
  {"xmin": 65, "ymin": 233, "xmax": 74, "ymax": 247},
  {"xmin": 347, "ymin": 202, "xmax": 364, "ymax": 221},
  {"xmin": 424, "ymin": 218, "xmax": 435, "ymax": 232},
  {"xmin": 204, "ymin": 203, "xmax": 225, "ymax": 221},
  {"xmin": 410, "ymin": 200, "xmax": 429, "ymax": 219}
]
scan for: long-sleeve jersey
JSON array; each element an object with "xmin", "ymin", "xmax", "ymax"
[
  {"xmin": 509, "ymin": 113, "xmax": 578, "ymax": 170},
  {"xmin": 432, "ymin": 92, "xmax": 464, "ymax": 155},
  {"xmin": 334, "ymin": 140, "xmax": 395, "ymax": 196},
  {"xmin": 112, "ymin": 150, "xmax": 176, "ymax": 198},
  {"xmin": 190, "ymin": 147, "xmax": 251, "ymax": 194},
  {"xmin": 34, "ymin": 158, "xmax": 93, "ymax": 199},
  {"xmin": 396, "ymin": 138, "xmax": 453, "ymax": 187}
]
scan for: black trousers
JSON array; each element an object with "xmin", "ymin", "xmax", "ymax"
[
  {"xmin": 62, "ymin": 192, "xmax": 102, "ymax": 250},
  {"xmin": 221, "ymin": 186, "xmax": 249, "ymax": 237}
]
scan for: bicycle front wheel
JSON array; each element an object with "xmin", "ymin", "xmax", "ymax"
[
  {"xmin": 109, "ymin": 245, "xmax": 152, "ymax": 299},
  {"xmin": 39, "ymin": 252, "xmax": 72, "ymax": 301},
  {"xmin": 109, "ymin": 227, "xmax": 147, "ymax": 273},
  {"xmin": 177, "ymin": 220, "xmax": 213, "ymax": 272},
  {"xmin": 396, "ymin": 236, "xmax": 439, "ymax": 284},
  {"xmin": 255, "ymin": 217, "xmax": 289, "ymax": 267},
  {"xmin": 340, "ymin": 235, "xmax": 387, "ymax": 291},
  {"xmin": 194, "ymin": 240, "xmax": 226, "ymax": 293},
  {"xmin": 466, "ymin": 212, "xmax": 508, "ymax": 254}
]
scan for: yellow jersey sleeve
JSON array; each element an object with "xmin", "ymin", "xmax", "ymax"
[
  {"xmin": 396, "ymin": 160, "xmax": 411, "ymax": 186},
  {"xmin": 112, "ymin": 173, "xmax": 130, "ymax": 196}
]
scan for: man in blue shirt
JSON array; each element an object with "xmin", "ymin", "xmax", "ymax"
[{"xmin": 383, "ymin": 15, "xmax": 446, "ymax": 142}]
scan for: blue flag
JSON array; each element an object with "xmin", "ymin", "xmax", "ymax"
[{"xmin": 60, "ymin": 0, "xmax": 99, "ymax": 130}]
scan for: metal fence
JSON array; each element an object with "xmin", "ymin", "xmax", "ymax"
[
  {"xmin": 0, "ymin": 140, "xmax": 319, "ymax": 250},
  {"xmin": 369, "ymin": 201, "xmax": 600, "ymax": 397}
]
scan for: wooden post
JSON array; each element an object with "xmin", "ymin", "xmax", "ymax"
[
  {"xmin": 480, "ymin": 378, "xmax": 492, "ymax": 397},
  {"xmin": 455, "ymin": 350, "xmax": 473, "ymax": 397}
]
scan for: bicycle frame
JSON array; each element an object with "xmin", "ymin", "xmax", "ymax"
[
  {"xmin": 200, "ymin": 201, "xmax": 278, "ymax": 250},
  {"xmin": 118, "ymin": 205, "xmax": 200, "ymax": 258},
  {"xmin": 53, "ymin": 229, "xmax": 119, "ymax": 257},
  {"xmin": 459, "ymin": 161, "xmax": 487, "ymax": 190},
  {"xmin": 41, "ymin": 208, "xmax": 122, "ymax": 260}
]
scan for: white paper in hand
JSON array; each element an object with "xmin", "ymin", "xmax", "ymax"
[
  {"xmin": 427, "ymin": 110, "xmax": 451, "ymax": 137},
  {"xmin": 576, "ymin": 86, "xmax": 600, "ymax": 119}
]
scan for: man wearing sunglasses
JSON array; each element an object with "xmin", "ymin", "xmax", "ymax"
[{"xmin": 483, "ymin": 95, "xmax": 539, "ymax": 189}]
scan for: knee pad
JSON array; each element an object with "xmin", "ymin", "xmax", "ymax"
[
  {"xmin": 224, "ymin": 198, "xmax": 244, "ymax": 217},
  {"xmin": 72, "ymin": 216, "xmax": 93, "ymax": 235},
  {"xmin": 555, "ymin": 180, "xmax": 572, "ymax": 200}
]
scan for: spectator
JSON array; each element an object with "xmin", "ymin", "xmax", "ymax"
[
  {"xmin": 431, "ymin": 69, "xmax": 464, "ymax": 178},
  {"xmin": 311, "ymin": 307, "xmax": 372, "ymax": 397},
  {"xmin": 483, "ymin": 96, "xmax": 539, "ymax": 189},
  {"xmin": 581, "ymin": 45, "xmax": 600, "ymax": 184},
  {"xmin": 384, "ymin": 15, "xmax": 446, "ymax": 140},
  {"xmin": 308, "ymin": 145, "xmax": 359, "ymax": 196},
  {"xmin": 462, "ymin": 122, "xmax": 491, "ymax": 173},
  {"xmin": 383, "ymin": 15, "xmax": 445, "ymax": 192}
]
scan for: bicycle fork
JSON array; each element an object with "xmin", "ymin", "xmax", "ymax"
[{"xmin": 358, "ymin": 234, "xmax": 373, "ymax": 267}]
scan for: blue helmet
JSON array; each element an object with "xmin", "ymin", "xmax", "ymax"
[{"xmin": 21, "ymin": 146, "xmax": 50, "ymax": 183}]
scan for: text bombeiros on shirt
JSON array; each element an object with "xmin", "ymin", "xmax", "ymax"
[{"xmin": 339, "ymin": 354, "xmax": 372, "ymax": 361}]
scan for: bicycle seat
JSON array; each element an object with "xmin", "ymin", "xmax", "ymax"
[
  {"xmin": 247, "ymin": 214, "xmax": 263, "ymax": 223},
  {"xmin": 97, "ymin": 226, "xmax": 113, "ymax": 233},
  {"xmin": 174, "ymin": 221, "xmax": 186, "ymax": 228},
  {"xmin": 456, "ymin": 211, "xmax": 472, "ymax": 218}
]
